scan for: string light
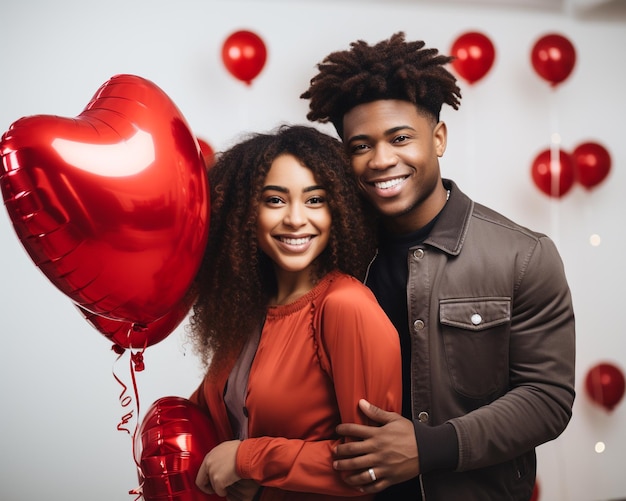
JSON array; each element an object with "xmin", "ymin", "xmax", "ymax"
[{"xmin": 589, "ymin": 234, "xmax": 601, "ymax": 247}]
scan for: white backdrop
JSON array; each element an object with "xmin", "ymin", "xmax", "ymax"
[{"xmin": 1, "ymin": 1, "xmax": 625, "ymax": 500}]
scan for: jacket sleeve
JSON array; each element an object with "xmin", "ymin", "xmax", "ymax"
[
  {"xmin": 236, "ymin": 281, "xmax": 402, "ymax": 494},
  {"xmin": 450, "ymin": 235, "xmax": 576, "ymax": 471}
]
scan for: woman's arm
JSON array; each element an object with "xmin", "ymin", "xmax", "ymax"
[{"xmin": 235, "ymin": 280, "xmax": 402, "ymax": 494}]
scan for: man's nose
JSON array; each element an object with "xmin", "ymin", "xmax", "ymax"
[{"xmin": 368, "ymin": 143, "xmax": 398, "ymax": 170}]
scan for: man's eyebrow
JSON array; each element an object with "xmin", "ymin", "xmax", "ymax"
[{"xmin": 347, "ymin": 125, "xmax": 416, "ymax": 143}]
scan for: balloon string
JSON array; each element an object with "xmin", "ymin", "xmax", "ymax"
[
  {"xmin": 464, "ymin": 86, "xmax": 476, "ymax": 198},
  {"xmin": 549, "ymin": 88, "xmax": 561, "ymax": 248},
  {"xmin": 111, "ymin": 334, "xmax": 147, "ymax": 499}
]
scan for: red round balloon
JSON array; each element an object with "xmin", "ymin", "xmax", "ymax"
[
  {"xmin": 530, "ymin": 148, "xmax": 575, "ymax": 198},
  {"xmin": 0, "ymin": 74, "xmax": 210, "ymax": 325},
  {"xmin": 221, "ymin": 30, "xmax": 267, "ymax": 85},
  {"xmin": 450, "ymin": 31, "xmax": 496, "ymax": 85},
  {"xmin": 138, "ymin": 396, "xmax": 222, "ymax": 500},
  {"xmin": 77, "ymin": 290, "xmax": 196, "ymax": 351},
  {"xmin": 531, "ymin": 34, "xmax": 576, "ymax": 87},
  {"xmin": 197, "ymin": 138, "xmax": 215, "ymax": 170},
  {"xmin": 572, "ymin": 141, "xmax": 611, "ymax": 190},
  {"xmin": 531, "ymin": 479, "xmax": 540, "ymax": 501},
  {"xmin": 585, "ymin": 362, "xmax": 625, "ymax": 412}
]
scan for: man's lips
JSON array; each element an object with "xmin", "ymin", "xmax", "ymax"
[
  {"xmin": 368, "ymin": 176, "xmax": 409, "ymax": 190},
  {"xmin": 363, "ymin": 175, "xmax": 409, "ymax": 198}
]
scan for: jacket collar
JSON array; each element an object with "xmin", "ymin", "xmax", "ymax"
[{"xmin": 423, "ymin": 179, "xmax": 473, "ymax": 257}]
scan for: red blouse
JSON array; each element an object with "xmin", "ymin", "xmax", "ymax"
[{"xmin": 191, "ymin": 271, "xmax": 402, "ymax": 500}]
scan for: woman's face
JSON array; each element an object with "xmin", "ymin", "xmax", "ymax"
[{"xmin": 256, "ymin": 153, "xmax": 331, "ymax": 275}]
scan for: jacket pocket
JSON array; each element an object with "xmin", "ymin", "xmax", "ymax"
[{"xmin": 440, "ymin": 297, "xmax": 510, "ymax": 399}]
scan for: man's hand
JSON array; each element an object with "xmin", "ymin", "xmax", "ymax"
[{"xmin": 333, "ymin": 399, "xmax": 420, "ymax": 493}]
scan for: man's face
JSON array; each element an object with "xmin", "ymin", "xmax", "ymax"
[{"xmin": 342, "ymin": 99, "xmax": 447, "ymax": 232}]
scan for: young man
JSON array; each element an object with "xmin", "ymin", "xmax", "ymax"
[{"xmin": 301, "ymin": 32, "xmax": 576, "ymax": 500}]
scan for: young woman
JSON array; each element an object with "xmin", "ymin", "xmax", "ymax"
[{"xmin": 188, "ymin": 125, "xmax": 401, "ymax": 501}]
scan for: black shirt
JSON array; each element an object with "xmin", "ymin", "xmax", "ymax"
[{"xmin": 367, "ymin": 223, "xmax": 435, "ymax": 501}]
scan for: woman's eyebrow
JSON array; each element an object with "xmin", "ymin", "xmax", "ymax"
[{"xmin": 261, "ymin": 185, "xmax": 324, "ymax": 193}]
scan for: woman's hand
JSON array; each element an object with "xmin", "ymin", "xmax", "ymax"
[
  {"xmin": 226, "ymin": 479, "xmax": 262, "ymax": 501},
  {"xmin": 196, "ymin": 440, "xmax": 243, "ymax": 497}
]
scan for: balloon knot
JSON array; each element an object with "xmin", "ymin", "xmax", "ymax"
[
  {"xmin": 131, "ymin": 352, "xmax": 145, "ymax": 372},
  {"xmin": 112, "ymin": 344, "xmax": 126, "ymax": 355}
]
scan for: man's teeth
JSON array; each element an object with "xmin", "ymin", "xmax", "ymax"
[
  {"xmin": 374, "ymin": 177, "xmax": 404, "ymax": 189},
  {"xmin": 280, "ymin": 237, "xmax": 310, "ymax": 245}
]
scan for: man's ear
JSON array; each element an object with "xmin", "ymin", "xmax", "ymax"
[{"xmin": 434, "ymin": 121, "xmax": 447, "ymax": 157}]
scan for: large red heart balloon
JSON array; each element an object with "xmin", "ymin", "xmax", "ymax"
[
  {"xmin": 77, "ymin": 289, "xmax": 197, "ymax": 352},
  {"xmin": 138, "ymin": 396, "xmax": 222, "ymax": 500},
  {"xmin": 530, "ymin": 148, "xmax": 575, "ymax": 198},
  {"xmin": 0, "ymin": 74, "xmax": 209, "ymax": 325}
]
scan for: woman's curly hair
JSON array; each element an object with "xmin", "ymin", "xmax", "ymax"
[
  {"xmin": 188, "ymin": 125, "xmax": 375, "ymax": 374},
  {"xmin": 301, "ymin": 32, "xmax": 462, "ymax": 137}
]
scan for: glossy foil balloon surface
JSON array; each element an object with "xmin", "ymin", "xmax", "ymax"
[
  {"xmin": 531, "ymin": 33, "xmax": 576, "ymax": 87},
  {"xmin": 585, "ymin": 362, "xmax": 625, "ymax": 412},
  {"xmin": 450, "ymin": 31, "xmax": 496, "ymax": 85},
  {"xmin": 221, "ymin": 30, "xmax": 267, "ymax": 85},
  {"xmin": 530, "ymin": 148, "xmax": 575, "ymax": 198},
  {"xmin": 0, "ymin": 74, "xmax": 209, "ymax": 325},
  {"xmin": 77, "ymin": 290, "xmax": 197, "ymax": 351},
  {"xmin": 572, "ymin": 141, "xmax": 612, "ymax": 190},
  {"xmin": 138, "ymin": 396, "xmax": 221, "ymax": 500}
]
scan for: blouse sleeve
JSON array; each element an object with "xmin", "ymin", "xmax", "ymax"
[
  {"xmin": 236, "ymin": 278, "xmax": 402, "ymax": 495},
  {"xmin": 318, "ymin": 279, "xmax": 402, "ymax": 425}
]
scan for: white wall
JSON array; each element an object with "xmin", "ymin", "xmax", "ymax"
[{"xmin": 1, "ymin": 1, "xmax": 625, "ymax": 500}]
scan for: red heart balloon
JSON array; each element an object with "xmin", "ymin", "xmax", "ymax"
[
  {"xmin": 450, "ymin": 31, "xmax": 496, "ymax": 85},
  {"xmin": 572, "ymin": 141, "xmax": 611, "ymax": 190},
  {"xmin": 530, "ymin": 148, "xmax": 575, "ymax": 198},
  {"xmin": 0, "ymin": 74, "xmax": 209, "ymax": 325},
  {"xmin": 77, "ymin": 289, "xmax": 197, "ymax": 352},
  {"xmin": 138, "ymin": 397, "xmax": 222, "ymax": 500}
]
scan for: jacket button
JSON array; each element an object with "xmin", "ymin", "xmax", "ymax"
[
  {"xmin": 413, "ymin": 319, "xmax": 425, "ymax": 331},
  {"xmin": 471, "ymin": 313, "xmax": 482, "ymax": 325},
  {"xmin": 413, "ymin": 248, "xmax": 425, "ymax": 259},
  {"xmin": 418, "ymin": 412, "xmax": 429, "ymax": 423}
]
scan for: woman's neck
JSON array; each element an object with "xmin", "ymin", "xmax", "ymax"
[{"xmin": 271, "ymin": 269, "xmax": 316, "ymax": 305}]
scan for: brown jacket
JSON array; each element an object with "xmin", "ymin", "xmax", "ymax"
[{"xmin": 372, "ymin": 179, "xmax": 575, "ymax": 500}]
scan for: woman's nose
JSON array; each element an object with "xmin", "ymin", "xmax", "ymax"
[{"xmin": 284, "ymin": 203, "xmax": 306, "ymax": 227}]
